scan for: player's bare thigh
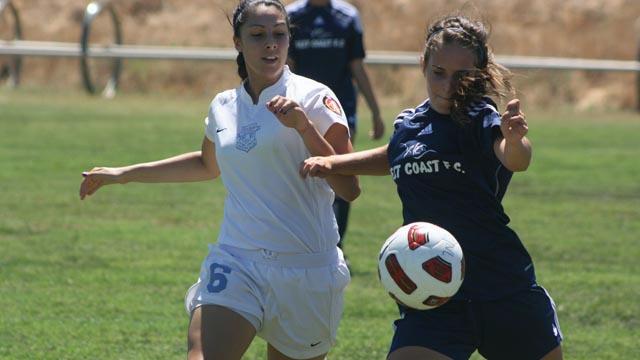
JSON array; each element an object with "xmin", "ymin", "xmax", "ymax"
[
  {"xmin": 388, "ymin": 346, "xmax": 452, "ymax": 360},
  {"xmin": 267, "ymin": 343, "xmax": 327, "ymax": 360},
  {"xmin": 541, "ymin": 345, "xmax": 563, "ymax": 360},
  {"xmin": 387, "ymin": 344, "xmax": 563, "ymax": 360},
  {"xmin": 187, "ymin": 305, "xmax": 257, "ymax": 360}
]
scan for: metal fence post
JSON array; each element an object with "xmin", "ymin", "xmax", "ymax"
[
  {"xmin": 0, "ymin": 0, "xmax": 22, "ymax": 87},
  {"xmin": 637, "ymin": 17, "xmax": 640, "ymax": 111},
  {"xmin": 80, "ymin": 0, "xmax": 122, "ymax": 98}
]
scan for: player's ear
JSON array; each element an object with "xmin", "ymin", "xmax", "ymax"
[
  {"xmin": 233, "ymin": 36, "xmax": 242, "ymax": 52},
  {"xmin": 420, "ymin": 55, "xmax": 427, "ymax": 75}
]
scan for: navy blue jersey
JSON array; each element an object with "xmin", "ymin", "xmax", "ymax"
[
  {"xmin": 387, "ymin": 98, "xmax": 536, "ymax": 300},
  {"xmin": 287, "ymin": 0, "xmax": 365, "ymax": 118}
]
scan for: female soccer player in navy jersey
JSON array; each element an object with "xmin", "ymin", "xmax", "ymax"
[
  {"xmin": 302, "ymin": 14, "xmax": 563, "ymax": 360},
  {"xmin": 79, "ymin": 1, "xmax": 359, "ymax": 359}
]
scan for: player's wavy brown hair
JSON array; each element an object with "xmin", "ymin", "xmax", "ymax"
[
  {"xmin": 423, "ymin": 15, "xmax": 514, "ymax": 125},
  {"xmin": 230, "ymin": 0, "xmax": 290, "ymax": 80}
]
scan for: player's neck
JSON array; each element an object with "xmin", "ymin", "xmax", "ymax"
[
  {"xmin": 308, "ymin": 0, "xmax": 330, "ymax": 8},
  {"xmin": 244, "ymin": 70, "xmax": 284, "ymax": 104}
]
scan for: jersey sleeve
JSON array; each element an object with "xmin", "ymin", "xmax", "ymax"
[
  {"xmin": 392, "ymin": 108, "xmax": 416, "ymax": 134},
  {"xmin": 481, "ymin": 110, "xmax": 502, "ymax": 155},
  {"xmin": 204, "ymin": 96, "xmax": 219, "ymax": 142},
  {"xmin": 469, "ymin": 98, "xmax": 502, "ymax": 156},
  {"xmin": 346, "ymin": 12, "xmax": 366, "ymax": 61},
  {"xmin": 303, "ymin": 87, "xmax": 349, "ymax": 136}
]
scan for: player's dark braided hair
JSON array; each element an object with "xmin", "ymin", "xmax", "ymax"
[
  {"xmin": 423, "ymin": 15, "xmax": 513, "ymax": 126},
  {"xmin": 230, "ymin": 0, "xmax": 290, "ymax": 80}
]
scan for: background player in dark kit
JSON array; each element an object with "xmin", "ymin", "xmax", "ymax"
[{"xmin": 287, "ymin": 0, "xmax": 384, "ymax": 253}]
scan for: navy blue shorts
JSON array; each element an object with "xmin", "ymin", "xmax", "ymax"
[{"xmin": 389, "ymin": 285, "xmax": 562, "ymax": 360}]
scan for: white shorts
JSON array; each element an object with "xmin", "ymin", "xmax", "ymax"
[{"xmin": 185, "ymin": 243, "xmax": 351, "ymax": 359}]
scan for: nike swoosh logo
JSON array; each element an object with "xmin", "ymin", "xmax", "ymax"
[
  {"xmin": 413, "ymin": 149, "xmax": 437, "ymax": 160},
  {"xmin": 216, "ymin": 128, "xmax": 227, "ymax": 133},
  {"xmin": 310, "ymin": 341, "xmax": 322, "ymax": 347}
]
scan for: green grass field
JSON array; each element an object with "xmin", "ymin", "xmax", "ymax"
[{"xmin": 1, "ymin": 88, "xmax": 639, "ymax": 359}]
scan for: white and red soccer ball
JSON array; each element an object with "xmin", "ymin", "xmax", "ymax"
[{"xmin": 378, "ymin": 222, "xmax": 465, "ymax": 310}]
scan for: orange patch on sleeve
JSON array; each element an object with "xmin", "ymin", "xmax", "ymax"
[{"xmin": 323, "ymin": 96, "xmax": 342, "ymax": 116}]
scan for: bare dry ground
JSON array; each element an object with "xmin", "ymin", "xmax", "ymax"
[{"xmin": 2, "ymin": 0, "xmax": 639, "ymax": 109}]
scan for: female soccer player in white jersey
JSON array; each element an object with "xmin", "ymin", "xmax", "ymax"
[
  {"xmin": 79, "ymin": 1, "xmax": 359, "ymax": 359},
  {"xmin": 301, "ymin": 14, "xmax": 563, "ymax": 360}
]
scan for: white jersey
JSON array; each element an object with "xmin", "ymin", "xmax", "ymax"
[{"xmin": 204, "ymin": 66, "xmax": 349, "ymax": 253}]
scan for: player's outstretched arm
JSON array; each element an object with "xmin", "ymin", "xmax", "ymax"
[
  {"xmin": 301, "ymin": 144, "xmax": 390, "ymax": 178},
  {"xmin": 494, "ymin": 99, "xmax": 532, "ymax": 172},
  {"xmin": 79, "ymin": 137, "xmax": 220, "ymax": 199},
  {"xmin": 350, "ymin": 59, "xmax": 384, "ymax": 140},
  {"xmin": 321, "ymin": 123, "xmax": 361, "ymax": 202}
]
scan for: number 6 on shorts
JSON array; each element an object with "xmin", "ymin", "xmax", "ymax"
[{"xmin": 207, "ymin": 263, "xmax": 232, "ymax": 293}]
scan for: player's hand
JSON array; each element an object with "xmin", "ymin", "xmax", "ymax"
[
  {"xmin": 300, "ymin": 156, "xmax": 334, "ymax": 178},
  {"xmin": 500, "ymin": 99, "xmax": 528, "ymax": 142},
  {"xmin": 369, "ymin": 114, "xmax": 385, "ymax": 140},
  {"xmin": 266, "ymin": 95, "xmax": 312, "ymax": 133},
  {"xmin": 79, "ymin": 167, "xmax": 123, "ymax": 200}
]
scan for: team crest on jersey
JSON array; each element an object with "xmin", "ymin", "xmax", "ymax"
[
  {"xmin": 323, "ymin": 96, "xmax": 342, "ymax": 116},
  {"xmin": 236, "ymin": 123, "xmax": 261, "ymax": 153},
  {"xmin": 402, "ymin": 141, "xmax": 437, "ymax": 160}
]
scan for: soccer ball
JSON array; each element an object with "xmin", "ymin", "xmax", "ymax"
[{"xmin": 378, "ymin": 222, "xmax": 465, "ymax": 310}]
